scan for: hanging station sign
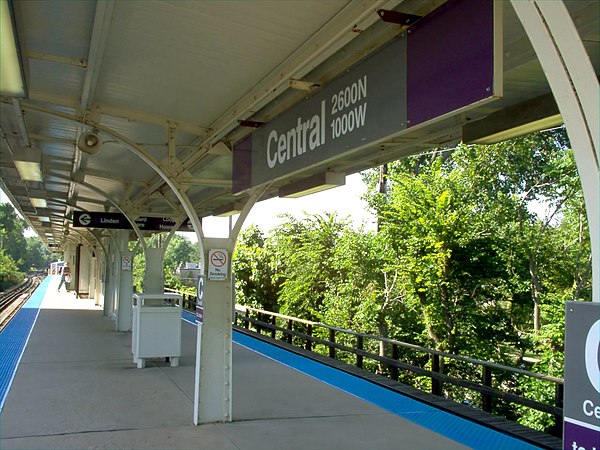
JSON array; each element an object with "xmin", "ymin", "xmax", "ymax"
[
  {"xmin": 233, "ymin": 0, "xmax": 501, "ymax": 193},
  {"xmin": 73, "ymin": 211, "xmax": 194, "ymax": 231}
]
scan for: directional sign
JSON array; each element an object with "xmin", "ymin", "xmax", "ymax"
[
  {"xmin": 78, "ymin": 213, "xmax": 92, "ymax": 226},
  {"xmin": 207, "ymin": 249, "xmax": 228, "ymax": 281},
  {"xmin": 73, "ymin": 211, "xmax": 193, "ymax": 231}
]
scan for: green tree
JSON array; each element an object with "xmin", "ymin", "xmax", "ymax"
[
  {"xmin": 270, "ymin": 213, "xmax": 351, "ymax": 321},
  {"xmin": 131, "ymin": 233, "xmax": 200, "ymax": 291},
  {"xmin": 0, "ymin": 203, "xmax": 28, "ymax": 271},
  {"xmin": 0, "ymin": 248, "xmax": 24, "ymax": 289},
  {"xmin": 233, "ymin": 225, "xmax": 280, "ymax": 312},
  {"xmin": 25, "ymin": 236, "xmax": 52, "ymax": 271}
]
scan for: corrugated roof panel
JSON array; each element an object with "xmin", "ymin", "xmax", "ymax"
[{"xmin": 94, "ymin": 1, "xmax": 350, "ymax": 125}]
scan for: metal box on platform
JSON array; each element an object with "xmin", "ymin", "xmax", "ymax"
[{"xmin": 132, "ymin": 293, "xmax": 182, "ymax": 368}]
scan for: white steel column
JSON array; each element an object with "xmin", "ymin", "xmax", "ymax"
[
  {"xmin": 144, "ymin": 247, "xmax": 165, "ymax": 294},
  {"xmin": 195, "ymin": 237, "xmax": 235, "ymax": 424},
  {"xmin": 511, "ymin": 0, "xmax": 599, "ymax": 302},
  {"xmin": 115, "ymin": 230, "xmax": 133, "ymax": 331},
  {"xmin": 193, "ymin": 187, "xmax": 266, "ymax": 424}
]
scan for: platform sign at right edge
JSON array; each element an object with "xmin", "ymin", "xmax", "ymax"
[
  {"xmin": 564, "ymin": 301, "xmax": 600, "ymax": 450},
  {"xmin": 195, "ymin": 275, "xmax": 205, "ymax": 324}
]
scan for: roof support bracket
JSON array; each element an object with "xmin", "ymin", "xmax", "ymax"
[{"xmin": 376, "ymin": 9, "xmax": 421, "ymax": 26}]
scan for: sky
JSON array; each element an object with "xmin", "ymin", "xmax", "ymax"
[{"xmin": 188, "ymin": 172, "xmax": 377, "ymax": 240}]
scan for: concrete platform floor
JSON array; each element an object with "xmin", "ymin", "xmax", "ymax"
[{"xmin": 0, "ymin": 278, "xmax": 510, "ymax": 449}]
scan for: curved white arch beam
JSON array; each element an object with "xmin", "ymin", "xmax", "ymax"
[
  {"xmin": 17, "ymin": 100, "xmax": 206, "ymax": 269},
  {"xmin": 75, "ymin": 179, "xmax": 148, "ymax": 254},
  {"xmin": 49, "ymin": 169, "xmax": 149, "ymax": 254},
  {"xmin": 511, "ymin": 0, "xmax": 599, "ymax": 302}
]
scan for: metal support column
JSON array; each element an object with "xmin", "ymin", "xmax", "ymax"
[
  {"xmin": 115, "ymin": 230, "xmax": 133, "ymax": 331},
  {"xmin": 195, "ymin": 237, "xmax": 235, "ymax": 424},
  {"xmin": 511, "ymin": 0, "xmax": 599, "ymax": 302}
]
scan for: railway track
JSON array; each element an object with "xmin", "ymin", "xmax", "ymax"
[{"xmin": 0, "ymin": 276, "xmax": 41, "ymax": 332}]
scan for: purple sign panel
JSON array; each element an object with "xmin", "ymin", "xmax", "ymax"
[
  {"xmin": 233, "ymin": 0, "xmax": 499, "ymax": 192},
  {"xmin": 407, "ymin": 0, "xmax": 497, "ymax": 127},
  {"xmin": 564, "ymin": 421, "xmax": 600, "ymax": 450}
]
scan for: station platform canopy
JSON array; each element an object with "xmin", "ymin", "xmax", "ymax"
[{"xmin": 0, "ymin": 0, "xmax": 598, "ymax": 249}]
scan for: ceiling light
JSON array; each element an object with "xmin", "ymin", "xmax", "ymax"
[
  {"xmin": 14, "ymin": 148, "xmax": 43, "ymax": 182},
  {"xmin": 31, "ymin": 197, "xmax": 47, "ymax": 208},
  {"xmin": 0, "ymin": 0, "xmax": 26, "ymax": 97},
  {"xmin": 29, "ymin": 189, "xmax": 47, "ymax": 208},
  {"xmin": 279, "ymin": 172, "xmax": 345, "ymax": 198}
]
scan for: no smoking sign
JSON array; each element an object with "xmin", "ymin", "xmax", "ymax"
[{"xmin": 207, "ymin": 249, "xmax": 228, "ymax": 281}]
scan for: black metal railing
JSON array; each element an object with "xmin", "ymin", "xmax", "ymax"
[
  {"xmin": 232, "ymin": 304, "xmax": 564, "ymax": 432},
  {"xmin": 165, "ymin": 286, "xmax": 563, "ymax": 435}
]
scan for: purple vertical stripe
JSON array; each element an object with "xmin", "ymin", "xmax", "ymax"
[{"xmin": 407, "ymin": 0, "xmax": 495, "ymax": 127}]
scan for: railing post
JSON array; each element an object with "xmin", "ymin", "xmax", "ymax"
[
  {"xmin": 554, "ymin": 382, "xmax": 564, "ymax": 435},
  {"xmin": 391, "ymin": 344, "xmax": 399, "ymax": 381},
  {"xmin": 431, "ymin": 354, "xmax": 442, "ymax": 396},
  {"xmin": 271, "ymin": 315, "xmax": 276, "ymax": 339},
  {"xmin": 329, "ymin": 329, "xmax": 336, "ymax": 359},
  {"xmin": 482, "ymin": 365, "xmax": 493, "ymax": 412},
  {"xmin": 287, "ymin": 319, "xmax": 293, "ymax": 344},
  {"xmin": 356, "ymin": 335, "xmax": 363, "ymax": 369},
  {"xmin": 244, "ymin": 308, "xmax": 250, "ymax": 329},
  {"xmin": 306, "ymin": 324, "xmax": 312, "ymax": 351},
  {"xmin": 256, "ymin": 313, "xmax": 262, "ymax": 335}
]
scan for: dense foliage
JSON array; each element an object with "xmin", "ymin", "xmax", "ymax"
[
  {"xmin": 0, "ymin": 203, "xmax": 52, "ymax": 289},
  {"xmin": 132, "ymin": 233, "xmax": 200, "ymax": 292},
  {"xmin": 231, "ymin": 129, "xmax": 590, "ymax": 432}
]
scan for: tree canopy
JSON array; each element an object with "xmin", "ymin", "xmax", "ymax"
[
  {"xmin": 0, "ymin": 202, "xmax": 53, "ymax": 289},
  {"xmin": 231, "ymin": 128, "xmax": 590, "ymax": 433}
]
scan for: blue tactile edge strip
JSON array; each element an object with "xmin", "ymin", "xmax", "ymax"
[
  {"xmin": 183, "ymin": 311, "xmax": 541, "ymax": 450},
  {"xmin": 0, "ymin": 276, "xmax": 50, "ymax": 412},
  {"xmin": 232, "ymin": 330, "xmax": 542, "ymax": 450}
]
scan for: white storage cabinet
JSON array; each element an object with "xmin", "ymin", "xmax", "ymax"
[{"xmin": 132, "ymin": 293, "xmax": 182, "ymax": 368}]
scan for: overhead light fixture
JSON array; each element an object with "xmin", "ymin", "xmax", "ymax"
[
  {"xmin": 462, "ymin": 94, "xmax": 563, "ymax": 144},
  {"xmin": 279, "ymin": 171, "xmax": 345, "ymax": 198},
  {"xmin": 29, "ymin": 189, "xmax": 47, "ymax": 208},
  {"xmin": 14, "ymin": 147, "xmax": 43, "ymax": 182},
  {"xmin": 76, "ymin": 129, "xmax": 102, "ymax": 155},
  {"xmin": 0, "ymin": 0, "xmax": 26, "ymax": 97}
]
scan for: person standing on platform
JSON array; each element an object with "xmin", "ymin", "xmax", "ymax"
[{"xmin": 58, "ymin": 262, "xmax": 71, "ymax": 292}]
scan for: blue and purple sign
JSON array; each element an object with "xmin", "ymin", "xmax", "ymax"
[
  {"xmin": 233, "ymin": 0, "xmax": 501, "ymax": 193},
  {"xmin": 564, "ymin": 302, "xmax": 600, "ymax": 450}
]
